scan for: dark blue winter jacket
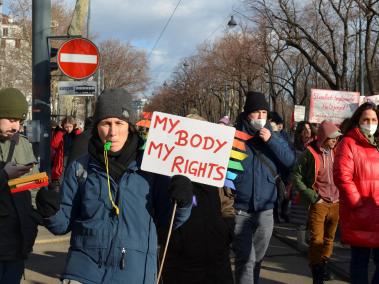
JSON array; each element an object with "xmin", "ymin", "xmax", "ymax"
[
  {"xmin": 234, "ymin": 120, "xmax": 295, "ymax": 212},
  {"xmin": 45, "ymin": 154, "xmax": 191, "ymax": 284}
]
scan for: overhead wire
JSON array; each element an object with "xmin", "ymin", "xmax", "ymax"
[
  {"xmin": 148, "ymin": 0, "xmax": 183, "ymax": 59},
  {"xmin": 148, "ymin": 0, "xmax": 244, "ymax": 92}
]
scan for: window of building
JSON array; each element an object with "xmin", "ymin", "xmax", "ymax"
[
  {"xmin": 2, "ymin": 28, "xmax": 8, "ymax": 37},
  {"xmin": 1, "ymin": 39, "xmax": 6, "ymax": 48},
  {"xmin": 15, "ymin": 39, "xmax": 21, "ymax": 48}
]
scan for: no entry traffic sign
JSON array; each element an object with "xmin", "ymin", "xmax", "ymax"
[{"xmin": 57, "ymin": 38, "xmax": 100, "ymax": 80}]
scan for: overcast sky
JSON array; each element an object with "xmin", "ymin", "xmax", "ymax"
[
  {"xmin": 89, "ymin": 0, "xmax": 246, "ymax": 95},
  {"xmin": 3, "ymin": 0, "xmax": 247, "ymax": 96}
]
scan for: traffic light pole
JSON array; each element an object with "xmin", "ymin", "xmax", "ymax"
[{"xmin": 32, "ymin": 0, "xmax": 51, "ymax": 175}]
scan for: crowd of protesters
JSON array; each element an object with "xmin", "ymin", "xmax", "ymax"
[{"xmin": 0, "ymin": 86, "xmax": 378, "ymax": 284}]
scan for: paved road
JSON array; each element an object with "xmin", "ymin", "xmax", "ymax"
[
  {"xmin": 259, "ymin": 235, "xmax": 347, "ymax": 284},
  {"xmin": 22, "ymin": 229, "xmax": 348, "ymax": 284}
]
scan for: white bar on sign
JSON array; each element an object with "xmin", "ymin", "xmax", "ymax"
[{"xmin": 60, "ymin": 53, "xmax": 97, "ymax": 64}]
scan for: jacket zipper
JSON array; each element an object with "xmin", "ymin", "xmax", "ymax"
[
  {"xmin": 326, "ymin": 153, "xmax": 331, "ymax": 201},
  {"xmin": 120, "ymin": 248, "xmax": 126, "ymax": 270},
  {"xmin": 98, "ymin": 251, "xmax": 103, "ymax": 268}
]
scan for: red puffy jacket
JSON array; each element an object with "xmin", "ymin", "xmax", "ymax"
[
  {"xmin": 333, "ymin": 127, "xmax": 379, "ymax": 247},
  {"xmin": 51, "ymin": 128, "xmax": 81, "ymax": 180}
]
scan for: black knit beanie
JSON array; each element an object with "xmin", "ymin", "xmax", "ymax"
[
  {"xmin": 243, "ymin": 91, "xmax": 270, "ymax": 113},
  {"xmin": 93, "ymin": 89, "xmax": 132, "ymax": 125},
  {"xmin": 269, "ymin": 111, "xmax": 284, "ymax": 124}
]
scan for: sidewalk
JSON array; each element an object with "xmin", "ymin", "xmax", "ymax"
[
  {"xmin": 273, "ymin": 223, "xmax": 375, "ymax": 282},
  {"xmin": 35, "ymin": 226, "xmax": 70, "ymax": 245}
]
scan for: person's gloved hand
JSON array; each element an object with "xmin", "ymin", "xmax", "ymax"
[
  {"xmin": 168, "ymin": 175, "xmax": 193, "ymax": 207},
  {"xmin": 36, "ymin": 188, "xmax": 60, "ymax": 218},
  {"xmin": 4, "ymin": 162, "xmax": 32, "ymax": 179}
]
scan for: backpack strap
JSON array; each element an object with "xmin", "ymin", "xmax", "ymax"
[{"xmin": 5, "ymin": 138, "xmax": 16, "ymax": 164}]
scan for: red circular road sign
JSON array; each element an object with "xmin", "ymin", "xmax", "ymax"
[{"xmin": 57, "ymin": 38, "xmax": 100, "ymax": 80}]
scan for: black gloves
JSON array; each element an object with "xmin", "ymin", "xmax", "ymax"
[
  {"xmin": 168, "ymin": 175, "xmax": 193, "ymax": 207},
  {"xmin": 36, "ymin": 188, "xmax": 60, "ymax": 218}
]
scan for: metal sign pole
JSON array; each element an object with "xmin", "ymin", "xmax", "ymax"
[{"xmin": 32, "ymin": 0, "xmax": 51, "ymax": 174}]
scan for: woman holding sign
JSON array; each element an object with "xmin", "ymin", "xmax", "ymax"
[
  {"xmin": 36, "ymin": 89, "xmax": 193, "ymax": 284},
  {"xmin": 333, "ymin": 102, "xmax": 379, "ymax": 284}
]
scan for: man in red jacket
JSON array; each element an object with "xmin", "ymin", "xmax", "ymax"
[{"xmin": 293, "ymin": 120, "xmax": 342, "ymax": 284}]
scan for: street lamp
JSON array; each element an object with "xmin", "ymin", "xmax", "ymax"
[{"xmin": 227, "ymin": 15, "xmax": 237, "ymax": 28}]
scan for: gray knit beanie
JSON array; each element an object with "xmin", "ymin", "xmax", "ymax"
[{"xmin": 93, "ymin": 89, "xmax": 132, "ymax": 125}]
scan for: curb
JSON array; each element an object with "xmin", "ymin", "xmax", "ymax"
[
  {"xmin": 273, "ymin": 229, "xmax": 350, "ymax": 282},
  {"xmin": 35, "ymin": 236, "xmax": 70, "ymax": 245}
]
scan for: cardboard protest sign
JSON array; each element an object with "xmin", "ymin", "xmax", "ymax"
[
  {"xmin": 141, "ymin": 112, "xmax": 236, "ymax": 187},
  {"xmin": 309, "ymin": 89, "xmax": 360, "ymax": 124},
  {"xmin": 359, "ymin": 95, "xmax": 379, "ymax": 106},
  {"xmin": 294, "ymin": 105, "xmax": 306, "ymax": 122}
]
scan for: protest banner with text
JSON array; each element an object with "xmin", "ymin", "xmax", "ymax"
[
  {"xmin": 309, "ymin": 89, "xmax": 360, "ymax": 124},
  {"xmin": 141, "ymin": 112, "xmax": 236, "ymax": 187},
  {"xmin": 359, "ymin": 95, "xmax": 379, "ymax": 106}
]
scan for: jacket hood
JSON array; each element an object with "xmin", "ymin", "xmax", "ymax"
[
  {"xmin": 346, "ymin": 127, "xmax": 376, "ymax": 147},
  {"xmin": 317, "ymin": 120, "xmax": 341, "ymax": 147}
]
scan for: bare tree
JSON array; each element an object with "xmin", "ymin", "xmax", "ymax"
[
  {"xmin": 248, "ymin": 0, "xmax": 360, "ymax": 91},
  {"xmin": 145, "ymin": 30, "xmax": 265, "ymax": 123},
  {"xmin": 99, "ymin": 39, "xmax": 149, "ymax": 93}
]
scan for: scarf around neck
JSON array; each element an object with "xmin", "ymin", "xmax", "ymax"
[{"xmin": 88, "ymin": 131, "xmax": 140, "ymax": 182}]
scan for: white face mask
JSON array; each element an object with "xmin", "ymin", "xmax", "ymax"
[
  {"xmin": 360, "ymin": 124, "xmax": 378, "ymax": 136},
  {"xmin": 250, "ymin": 118, "xmax": 266, "ymax": 130}
]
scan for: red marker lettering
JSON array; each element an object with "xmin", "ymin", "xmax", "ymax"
[
  {"xmin": 213, "ymin": 166, "xmax": 225, "ymax": 181},
  {"xmin": 163, "ymin": 145, "xmax": 175, "ymax": 161},
  {"xmin": 168, "ymin": 118, "xmax": 180, "ymax": 134},
  {"xmin": 190, "ymin": 134, "xmax": 202, "ymax": 148},
  {"xmin": 214, "ymin": 139, "xmax": 228, "ymax": 153},
  {"xmin": 148, "ymin": 141, "xmax": 163, "ymax": 158},
  {"xmin": 188, "ymin": 161, "xmax": 199, "ymax": 175},
  {"xmin": 154, "ymin": 115, "xmax": 168, "ymax": 131},
  {"xmin": 175, "ymin": 130, "xmax": 189, "ymax": 146},
  {"xmin": 171, "ymin": 156, "xmax": 184, "ymax": 173},
  {"xmin": 197, "ymin": 162, "xmax": 207, "ymax": 177},
  {"xmin": 207, "ymin": 163, "xmax": 218, "ymax": 178},
  {"xmin": 202, "ymin": 136, "xmax": 215, "ymax": 150}
]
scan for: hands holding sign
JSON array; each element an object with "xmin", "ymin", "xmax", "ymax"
[{"xmin": 168, "ymin": 175, "xmax": 193, "ymax": 207}]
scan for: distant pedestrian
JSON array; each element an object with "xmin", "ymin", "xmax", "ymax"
[
  {"xmin": 334, "ymin": 102, "xmax": 379, "ymax": 284},
  {"xmin": 218, "ymin": 115, "xmax": 231, "ymax": 126},
  {"xmin": 269, "ymin": 111, "xmax": 292, "ymax": 223},
  {"xmin": 50, "ymin": 116, "xmax": 81, "ymax": 185},
  {"xmin": 66, "ymin": 116, "xmax": 93, "ymax": 166},
  {"xmin": 233, "ymin": 91, "xmax": 295, "ymax": 284},
  {"xmin": 293, "ymin": 120, "xmax": 342, "ymax": 284},
  {"xmin": 294, "ymin": 121, "xmax": 316, "ymax": 159},
  {"xmin": 269, "ymin": 111, "xmax": 290, "ymax": 142}
]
